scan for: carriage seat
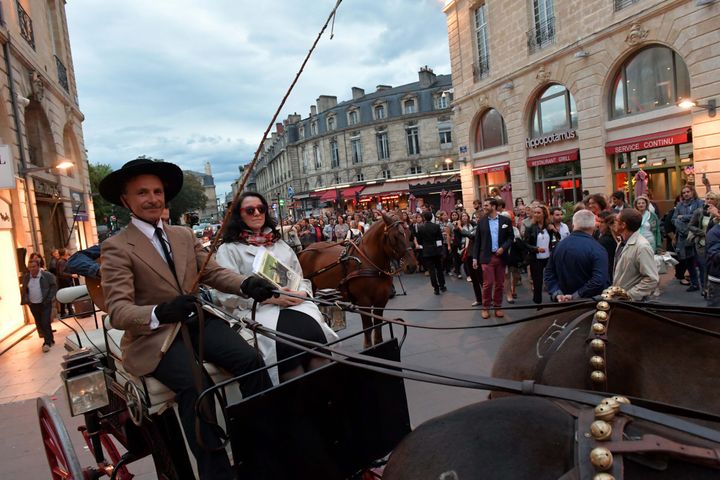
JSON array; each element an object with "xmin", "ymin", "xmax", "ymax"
[
  {"xmin": 64, "ymin": 311, "xmax": 240, "ymax": 413},
  {"xmin": 56, "ymin": 285, "xmax": 93, "ymax": 304}
]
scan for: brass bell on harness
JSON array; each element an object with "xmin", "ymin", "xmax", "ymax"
[
  {"xmin": 593, "ymin": 473, "xmax": 615, "ymax": 480},
  {"xmin": 594, "ymin": 403, "xmax": 616, "ymax": 421},
  {"xmin": 594, "ymin": 311, "xmax": 609, "ymax": 322},
  {"xmin": 590, "ymin": 447, "xmax": 614, "ymax": 470},
  {"xmin": 600, "ymin": 397, "xmax": 620, "ymax": 412},
  {"xmin": 592, "ymin": 322, "xmax": 606, "ymax": 334},
  {"xmin": 590, "ymin": 339, "xmax": 605, "ymax": 353},
  {"xmin": 596, "ymin": 301, "xmax": 611, "ymax": 311},
  {"xmin": 611, "ymin": 395, "xmax": 630, "ymax": 405},
  {"xmin": 590, "ymin": 355, "xmax": 605, "ymax": 370},
  {"xmin": 591, "ymin": 370, "xmax": 607, "ymax": 384},
  {"xmin": 590, "ymin": 420, "xmax": 613, "ymax": 441}
]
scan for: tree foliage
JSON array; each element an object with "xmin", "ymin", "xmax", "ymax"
[
  {"xmin": 169, "ymin": 172, "xmax": 207, "ymax": 224},
  {"xmin": 88, "ymin": 162, "xmax": 129, "ymax": 228}
]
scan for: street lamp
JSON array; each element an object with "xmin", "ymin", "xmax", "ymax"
[
  {"xmin": 678, "ymin": 98, "xmax": 716, "ymax": 117},
  {"xmin": 21, "ymin": 159, "xmax": 75, "ymax": 174}
]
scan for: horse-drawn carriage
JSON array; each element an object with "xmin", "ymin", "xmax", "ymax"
[{"xmin": 39, "ymin": 277, "xmax": 720, "ymax": 480}]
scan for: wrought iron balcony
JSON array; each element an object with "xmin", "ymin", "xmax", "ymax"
[
  {"xmin": 16, "ymin": 0, "xmax": 35, "ymax": 49},
  {"xmin": 614, "ymin": 0, "xmax": 639, "ymax": 11},
  {"xmin": 55, "ymin": 55, "xmax": 69, "ymax": 92},
  {"xmin": 527, "ymin": 16, "xmax": 555, "ymax": 54}
]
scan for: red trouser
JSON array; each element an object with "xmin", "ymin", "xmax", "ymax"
[{"xmin": 481, "ymin": 255, "xmax": 506, "ymax": 308}]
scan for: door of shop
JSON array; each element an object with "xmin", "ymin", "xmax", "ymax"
[{"xmin": 36, "ymin": 199, "xmax": 68, "ymax": 257}]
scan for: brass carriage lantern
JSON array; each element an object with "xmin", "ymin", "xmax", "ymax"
[
  {"xmin": 61, "ymin": 348, "xmax": 109, "ymax": 416},
  {"xmin": 315, "ymin": 288, "xmax": 347, "ymax": 332}
]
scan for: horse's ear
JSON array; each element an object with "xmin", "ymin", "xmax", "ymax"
[{"xmin": 381, "ymin": 211, "xmax": 393, "ymax": 224}]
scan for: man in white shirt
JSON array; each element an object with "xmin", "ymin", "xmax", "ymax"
[
  {"xmin": 549, "ymin": 207, "xmax": 570, "ymax": 239},
  {"xmin": 21, "ymin": 259, "xmax": 57, "ymax": 351}
]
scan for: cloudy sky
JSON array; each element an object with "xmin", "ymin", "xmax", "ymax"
[{"xmin": 65, "ymin": 0, "xmax": 451, "ymax": 197}]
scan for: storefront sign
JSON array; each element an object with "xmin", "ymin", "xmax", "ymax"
[
  {"xmin": 604, "ymin": 128, "xmax": 690, "ymax": 155},
  {"xmin": 526, "ymin": 130, "xmax": 576, "ymax": 149},
  {"xmin": 0, "ymin": 145, "xmax": 15, "ymax": 189},
  {"xmin": 33, "ymin": 178, "xmax": 61, "ymax": 198},
  {"xmin": 527, "ymin": 148, "xmax": 579, "ymax": 168},
  {"xmin": 472, "ymin": 162, "xmax": 509, "ymax": 174}
]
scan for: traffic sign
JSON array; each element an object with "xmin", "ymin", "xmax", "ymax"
[{"xmin": 287, "ymin": 186, "xmax": 295, "ymax": 198}]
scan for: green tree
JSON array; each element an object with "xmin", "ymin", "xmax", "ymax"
[
  {"xmin": 169, "ymin": 172, "xmax": 207, "ymax": 224},
  {"xmin": 88, "ymin": 162, "xmax": 129, "ymax": 229}
]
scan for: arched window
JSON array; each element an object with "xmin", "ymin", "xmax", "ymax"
[
  {"xmin": 610, "ymin": 45, "xmax": 690, "ymax": 118},
  {"xmin": 475, "ymin": 108, "xmax": 507, "ymax": 151},
  {"xmin": 530, "ymin": 84, "xmax": 577, "ymax": 137}
]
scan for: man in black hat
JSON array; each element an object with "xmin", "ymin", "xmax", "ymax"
[{"xmin": 99, "ymin": 158, "xmax": 275, "ymax": 479}]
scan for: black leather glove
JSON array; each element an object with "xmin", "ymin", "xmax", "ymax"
[
  {"xmin": 241, "ymin": 276, "xmax": 277, "ymax": 302},
  {"xmin": 155, "ymin": 295, "xmax": 198, "ymax": 325}
]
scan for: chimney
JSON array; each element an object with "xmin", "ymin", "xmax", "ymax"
[
  {"xmin": 276, "ymin": 122, "xmax": 284, "ymax": 134},
  {"xmin": 376, "ymin": 85, "xmax": 392, "ymax": 92},
  {"xmin": 351, "ymin": 87, "xmax": 365, "ymax": 99},
  {"xmin": 310, "ymin": 105, "xmax": 317, "ymax": 116},
  {"xmin": 316, "ymin": 95, "xmax": 338, "ymax": 113},
  {"xmin": 418, "ymin": 65, "xmax": 436, "ymax": 88},
  {"xmin": 286, "ymin": 113, "xmax": 301, "ymax": 124},
  {"xmin": 204, "ymin": 161, "xmax": 212, "ymax": 176}
]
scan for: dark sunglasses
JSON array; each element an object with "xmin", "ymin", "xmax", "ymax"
[{"xmin": 243, "ymin": 205, "xmax": 266, "ymax": 215}]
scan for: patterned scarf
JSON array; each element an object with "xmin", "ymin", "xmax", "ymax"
[{"xmin": 240, "ymin": 229, "xmax": 278, "ymax": 247}]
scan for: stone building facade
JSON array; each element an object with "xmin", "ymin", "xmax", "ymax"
[
  {"xmin": 254, "ymin": 67, "xmax": 459, "ymax": 216},
  {"xmin": 0, "ymin": 0, "xmax": 93, "ymax": 341},
  {"xmin": 186, "ymin": 161, "xmax": 219, "ymax": 221},
  {"xmin": 444, "ymin": 0, "xmax": 720, "ymax": 213}
]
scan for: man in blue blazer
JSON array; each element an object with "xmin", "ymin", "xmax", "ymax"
[{"xmin": 472, "ymin": 198, "xmax": 514, "ymax": 318}]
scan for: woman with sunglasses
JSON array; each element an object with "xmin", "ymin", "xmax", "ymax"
[{"xmin": 215, "ymin": 192, "xmax": 338, "ymax": 385}]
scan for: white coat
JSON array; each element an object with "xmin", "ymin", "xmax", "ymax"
[{"xmin": 215, "ymin": 239, "xmax": 338, "ymax": 385}]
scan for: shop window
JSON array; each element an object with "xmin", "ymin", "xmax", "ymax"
[
  {"xmin": 530, "ymin": 84, "xmax": 577, "ymax": 138},
  {"xmin": 612, "ymin": 142, "xmax": 693, "ymax": 209},
  {"xmin": 610, "ymin": 45, "xmax": 690, "ymax": 119},
  {"xmin": 475, "ymin": 108, "xmax": 507, "ymax": 151},
  {"xmin": 476, "ymin": 168, "xmax": 511, "ymax": 201},
  {"xmin": 473, "ymin": 3, "xmax": 490, "ymax": 78},
  {"xmin": 533, "ymin": 160, "xmax": 583, "ymax": 206}
]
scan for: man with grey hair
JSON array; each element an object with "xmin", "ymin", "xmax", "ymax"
[
  {"xmin": 612, "ymin": 208, "xmax": 659, "ymax": 301},
  {"xmin": 544, "ymin": 210, "xmax": 610, "ymax": 302}
]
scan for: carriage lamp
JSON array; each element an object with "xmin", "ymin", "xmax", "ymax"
[
  {"xmin": 61, "ymin": 348, "xmax": 109, "ymax": 416},
  {"xmin": 315, "ymin": 288, "xmax": 347, "ymax": 332}
]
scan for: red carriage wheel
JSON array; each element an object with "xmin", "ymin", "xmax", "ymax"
[{"xmin": 37, "ymin": 396, "xmax": 86, "ymax": 480}]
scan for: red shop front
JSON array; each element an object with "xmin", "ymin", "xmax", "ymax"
[{"xmin": 527, "ymin": 148, "xmax": 582, "ymax": 207}]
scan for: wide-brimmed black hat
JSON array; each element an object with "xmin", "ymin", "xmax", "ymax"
[{"xmin": 99, "ymin": 158, "xmax": 184, "ymax": 207}]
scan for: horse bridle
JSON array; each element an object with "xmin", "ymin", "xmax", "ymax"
[{"xmin": 344, "ymin": 218, "xmax": 411, "ymax": 277}]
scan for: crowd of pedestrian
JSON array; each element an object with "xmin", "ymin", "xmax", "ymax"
[{"xmin": 282, "ymin": 185, "xmax": 718, "ymax": 314}]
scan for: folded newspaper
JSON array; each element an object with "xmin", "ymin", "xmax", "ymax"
[{"xmin": 251, "ymin": 246, "xmax": 303, "ymax": 291}]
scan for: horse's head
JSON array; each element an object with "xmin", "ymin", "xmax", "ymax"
[{"xmin": 380, "ymin": 211, "xmax": 417, "ymax": 274}]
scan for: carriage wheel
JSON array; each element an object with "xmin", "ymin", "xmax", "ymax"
[
  {"xmin": 37, "ymin": 396, "xmax": 86, "ymax": 480},
  {"xmin": 79, "ymin": 426, "xmax": 133, "ymax": 480}
]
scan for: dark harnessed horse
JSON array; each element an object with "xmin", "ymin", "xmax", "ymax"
[{"xmin": 298, "ymin": 211, "xmax": 417, "ymax": 348}]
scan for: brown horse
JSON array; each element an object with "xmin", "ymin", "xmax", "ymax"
[
  {"xmin": 298, "ymin": 211, "xmax": 417, "ymax": 348},
  {"xmin": 491, "ymin": 300, "xmax": 720, "ymax": 415}
]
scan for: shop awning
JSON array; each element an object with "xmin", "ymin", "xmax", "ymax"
[
  {"xmin": 472, "ymin": 162, "xmax": 509, "ymax": 174},
  {"xmin": 409, "ymin": 175, "xmax": 461, "ymax": 196},
  {"xmin": 341, "ymin": 185, "xmax": 365, "ymax": 199},
  {"xmin": 604, "ymin": 127, "xmax": 691, "ymax": 155},
  {"xmin": 359, "ymin": 181, "xmax": 410, "ymax": 199},
  {"xmin": 318, "ymin": 190, "xmax": 338, "ymax": 202},
  {"xmin": 527, "ymin": 148, "xmax": 579, "ymax": 168}
]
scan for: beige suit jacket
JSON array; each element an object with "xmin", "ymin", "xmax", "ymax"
[
  {"xmin": 101, "ymin": 223, "xmax": 248, "ymax": 376},
  {"xmin": 612, "ymin": 230, "xmax": 659, "ymax": 301}
]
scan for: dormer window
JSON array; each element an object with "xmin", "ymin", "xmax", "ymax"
[
  {"xmin": 348, "ymin": 108, "xmax": 360, "ymax": 125},
  {"xmin": 310, "ymin": 120, "xmax": 318, "ymax": 136},
  {"xmin": 374, "ymin": 103, "xmax": 386, "ymax": 120},
  {"xmin": 403, "ymin": 98, "xmax": 416, "ymax": 114},
  {"xmin": 327, "ymin": 115, "xmax": 336, "ymax": 131}
]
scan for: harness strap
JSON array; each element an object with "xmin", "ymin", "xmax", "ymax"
[{"xmin": 532, "ymin": 310, "xmax": 594, "ymax": 384}]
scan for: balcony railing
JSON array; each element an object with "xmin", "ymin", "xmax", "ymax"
[
  {"xmin": 614, "ymin": 0, "xmax": 639, "ymax": 11},
  {"xmin": 527, "ymin": 16, "xmax": 555, "ymax": 54},
  {"xmin": 16, "ymin": 1, "xmax": 35, "ymax": 49},
  {"xmin": 55, "ymin": 55, "xmax": 69, "ymax": 92}
]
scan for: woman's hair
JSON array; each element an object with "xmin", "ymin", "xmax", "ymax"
[
  {"xmin": 222, "ymin": 192, "xmax": 280, "ymax": 243},
  {"xmin": 450, "ymin": 211, "xmax": 459, "ymax": 221},
  {"xmin": 588, "ymin": 193, "xmax": 607, "ymax": 211},
  {"xmin": 633, "ymin": 195, "xmax": 650, "ymax": 209},
  {"xmin": 533, "ymin": 205, "xmax": 550, "ymax": 226},
  {"xmin": 515, "ymin": 197, "xmax": 525, "ymax": 207},
  {"xmin": 461, "ymin": 212, "xmax": 470, "ymax": 224}
]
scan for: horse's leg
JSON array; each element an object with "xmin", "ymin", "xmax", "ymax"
[
  {"xmin": 372, "ymin": 308, "xmax": 384, "ymax": 346},
  {"xmin": 361, "ymin": 312, "xmax": 372, "ymax": 349}
]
